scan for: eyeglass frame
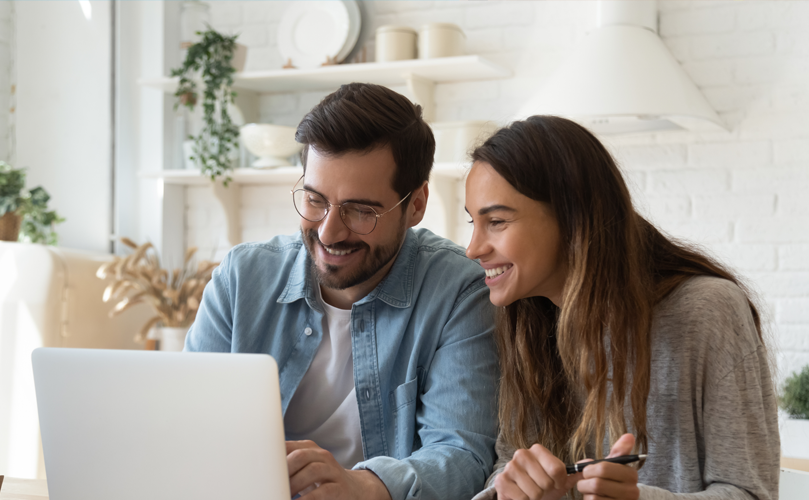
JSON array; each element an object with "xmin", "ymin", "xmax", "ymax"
[{"xmin": 290, "ymin": 175, "xmax": 412, "ymax": 235}]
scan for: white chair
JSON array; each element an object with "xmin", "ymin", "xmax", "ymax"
[
  {"xmin": 0, "ymin": 242, "xmax": 153, "ymax": 479},
  {"xmin": 781, "ymin": 468, "xmax": 809, "ymax": 500}
]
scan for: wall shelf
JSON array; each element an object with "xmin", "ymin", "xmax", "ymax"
[
  {"xmin": 139, "ymin": 55, "xmax": 510, "ymax": 122},
  {"xmin": 138, "ymin": 163, "xmax": 466, "ymax": 185},
  {"xmin": 139, "ymin": 55, "xmax": 510, "ymax": 94},
  {"xmin": 139, "ymin": 163, "xmax": 468, "ymax": 249}
]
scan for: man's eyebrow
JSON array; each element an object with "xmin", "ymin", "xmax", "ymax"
[
  {"xmin": 478, "ymin": 204, "xmax": 516, "ymax": 216},
  {"xmin": 302, "ymin": 184, "xmax": 384, "ymax": 208}
]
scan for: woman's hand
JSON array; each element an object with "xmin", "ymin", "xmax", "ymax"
[
  {"xmin": 576, "ymin": 433, "xmax": 640, "ymax": 500},
  {"xmin": 494, "ymin": 443, "xmax": 580, "ymax": 500}
]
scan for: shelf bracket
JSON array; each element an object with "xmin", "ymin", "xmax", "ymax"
[
  {"xmin": 404, "ymin": 73, "xmax": 436, "ymax": 122},
  {"xmin": 428, "ymin": 174, "xmax": 458, "ymax": 243},
  {"xmin": 211, "ymin": 180, "xmax": 243, "ymax": 247}
]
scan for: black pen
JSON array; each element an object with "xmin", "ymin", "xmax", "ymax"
[{"xmin": 566, "ymin": 454, "xmax": 647, "ymax": 474}]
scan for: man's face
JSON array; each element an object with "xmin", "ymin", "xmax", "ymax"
[{"xmin": 300, "ymin": 146, "xmax": 409, "ymax": 291}]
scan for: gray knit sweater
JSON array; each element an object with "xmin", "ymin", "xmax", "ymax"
[{"xmin": 473, "ymin": 276, "xmax": 780, "ymax": 500}]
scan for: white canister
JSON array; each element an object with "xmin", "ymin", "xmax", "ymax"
[
  {"xmin": 418, "ymin": 23, "xmax": 465, "ymax": 59},
  {"xmin": 375, "ymin": 26, "xmax": 417, "ymax": 63}
]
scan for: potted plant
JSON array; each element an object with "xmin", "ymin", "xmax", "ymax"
[
  {"xmin": 780, "ymin": 364, "xmax": 809, "ymax": 460},
  {"xmin": 97, "ymin": 237, "xmax": 218, "ymax": 351},
  {"xmin": 172, "ymin": 27, "xmax": 243, "ymax": 186},
  {"xmin": 0, "ymin": 161, "xmax": 64, "ymax": 244}
]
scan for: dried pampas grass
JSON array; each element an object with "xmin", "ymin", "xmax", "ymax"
[{"xmin": 97, "ymin": 237, "xmax": 218, "ymax": 342}]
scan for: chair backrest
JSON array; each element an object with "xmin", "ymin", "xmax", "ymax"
[{"xmin": 781, "ymin": 468, "xmax": 809, "ymax": 500}]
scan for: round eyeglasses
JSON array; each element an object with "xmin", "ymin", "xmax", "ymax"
[{"xmin": 291, "ymin": 176, "xmax": 412, "ymax": 235}]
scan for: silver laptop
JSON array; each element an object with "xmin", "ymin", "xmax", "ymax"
[{"xmin": 32, "ymin": 348, "xmax": 290, "ymax": 500}]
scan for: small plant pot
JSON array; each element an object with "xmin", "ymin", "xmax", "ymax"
[
  {"xmin": 782, "ymin": 418, "xmax": 809, "ymax": 459},
  {"xmin": 148, "ymin": 326, "xmax": 190, "ymax": 352},
  {"xmin": 0, "ymin": 211, "xmax": 21, "ymax": 241}
]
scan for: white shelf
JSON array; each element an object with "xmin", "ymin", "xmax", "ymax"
[
  {"xmin": 139, "ymin": 166, "xmax": 305, "ymax": 185},
  {"xmin": 138, "ymin": 162, "xmax": 467, "ymax": 186},
  {"xmin": 139, "ymin": 163, "xmax": 467, "ymax": 249},
  {"xmin": 138, "ymin": 55, "xmax": 510, "ymax": 94}
]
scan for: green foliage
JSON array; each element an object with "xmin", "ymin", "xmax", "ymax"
[
  {"xmin": 781, "ymin": 365, "xmax": 809, "ymax": 419},
  {"xmin": 0, "ymin": 161, "xmax": 26, "ymax": 215},
  {"xmin": 171, "ymin": 27, "xmax": 240, "ymax": 186},
  {"xmin": 18, "ymin": 187, "xmax": 65, "ymax": 245},
  {"xmin": 0, "ymin": 161, "xmax": 64, "ymax": 245}
]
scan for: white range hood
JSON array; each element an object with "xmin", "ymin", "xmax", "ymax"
[{"xmin": 519, "ymin": 1, "xmax": 726, "ymax": 135}]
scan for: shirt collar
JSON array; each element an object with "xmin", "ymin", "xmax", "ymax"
[{"xmin": 276, "ymin": 229, "xmax": 417, "ymax": 309}]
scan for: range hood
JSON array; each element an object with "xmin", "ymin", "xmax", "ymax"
[{"xmin": 519, "ymin": 0, "xmax": 726, "ymax": 135}]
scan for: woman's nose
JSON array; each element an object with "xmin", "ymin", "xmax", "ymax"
[{"xmin": 466, "ymin": 228, "xmax": 487, "ymax": 261}]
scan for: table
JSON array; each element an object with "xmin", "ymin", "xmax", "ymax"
[{"xmin": 0, "ymin": 478, "xmax": 48, "ymax": 500}]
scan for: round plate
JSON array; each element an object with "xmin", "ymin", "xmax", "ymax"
[
  {"xmin": 336, "ymin": 1, "xmax": 361, "ymax": 63},
  {"xmin": 277, "ymin": 1, "xmax": 354, "ymax": 69}
]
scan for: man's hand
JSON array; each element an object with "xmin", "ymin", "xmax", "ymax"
[
  {"xmin": 494, "ymin": 443, "xmax": 580, "ymax": 500},
  {"xmin": 576, "ymin": 433, "xmax": 640, "ymax": 500},
  {"xmin": 286, "ymin": 440, "xmax": 392, "ymax": 500}
]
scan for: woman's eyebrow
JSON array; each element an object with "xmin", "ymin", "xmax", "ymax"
[{"xmin": 478, "ymin": 204, "xmax": 517, "ymax": 216}]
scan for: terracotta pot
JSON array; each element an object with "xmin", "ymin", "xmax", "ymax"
[{"xmin": 0, "ymin": 211, "xmax": 21, "ymax": 242}]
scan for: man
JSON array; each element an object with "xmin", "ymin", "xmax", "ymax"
[{"xmin": 186, "ymin": 83, "xmax": 498, "ymax": 500}]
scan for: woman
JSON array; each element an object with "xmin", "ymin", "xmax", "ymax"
[{"xmin": 465, "ymin": 116, "xmax": 779, "ymax": 500}]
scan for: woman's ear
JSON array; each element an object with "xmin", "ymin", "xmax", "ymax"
[{"xmin": 406, "ymin": 181, "xmax": 429, "ymax": 228}]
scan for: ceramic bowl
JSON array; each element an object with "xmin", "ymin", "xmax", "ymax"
[{"xmin": 240, "ymin": 123, "xmax": 304, "ymax": 168}]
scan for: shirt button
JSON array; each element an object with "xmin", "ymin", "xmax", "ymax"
[
  {"xmin": 365, "ymin": 389, "xmax": 371, "ymax": 400},
  {"xmin": 304, "ymin": 327, "xmax": 312, "ymax": 336}
]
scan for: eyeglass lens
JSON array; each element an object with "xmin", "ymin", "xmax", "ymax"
[{"xmin": 292, "ymin": 190, "xmax": 378, "ymax": 235}]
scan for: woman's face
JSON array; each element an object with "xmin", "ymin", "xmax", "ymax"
[{"xmin": 465, "ymin": 162, "xmax": 567, "ymax": 307}]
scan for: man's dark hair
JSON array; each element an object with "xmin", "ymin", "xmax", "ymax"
[{"xmin": 295, "ymin": 83, "xmax": 435, "ymax": 199}]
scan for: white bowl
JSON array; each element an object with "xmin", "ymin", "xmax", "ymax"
[{"xmin": 240, "ymin": 123, "xmax": 304, "ymax": 168}]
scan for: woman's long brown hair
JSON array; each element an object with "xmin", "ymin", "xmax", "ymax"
[{"xmin": 472, "ymin": 116, "xmax": 762, "ymax": 462}]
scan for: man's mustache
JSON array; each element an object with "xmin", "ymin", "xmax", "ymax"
[{"xmin": 303, "ymin": 229, "xmax": 369, "ymax": 252}]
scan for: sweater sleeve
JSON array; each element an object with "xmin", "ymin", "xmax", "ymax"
[
  {"xmin": 470, "ymin": 431, "xmax": 515, "ymax": 500},
  {"xmin": 639, "ymin": 343, "xmax": 779, "ymax": 500}
]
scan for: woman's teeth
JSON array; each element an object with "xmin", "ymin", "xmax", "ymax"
[
  {"xmin": 485, "ymin": 265, "xmax": 512, "ymax": 278},
  {"xmin": 324, "ymin": 246, "xmax": 356, "ymax": 256}
]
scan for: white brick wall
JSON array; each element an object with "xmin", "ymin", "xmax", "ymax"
[
  {"xmin": 0, "ymin": 1, "xmax": 12, "ymax": 163},
  {"xmin": 185, "ymin": 1, "xmax": 809, "ymax": 380}
]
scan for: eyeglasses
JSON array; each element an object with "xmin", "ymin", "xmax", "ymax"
[{"xmin": 291, "ymin": 176, "xmax": 411, "ymax": 235}]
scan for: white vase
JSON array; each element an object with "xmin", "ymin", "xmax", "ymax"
[
  {"xmin": 148, "ymin": 326, "xmax": 190, "ymax": 352},
  {"xmin": 782, "ymin": 418, "xmax": 809, "ymax": 460}
]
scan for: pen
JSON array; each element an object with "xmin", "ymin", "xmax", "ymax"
[{"xmin": 566, "ymin": 454, "xmax": 647, "ymax": 474}]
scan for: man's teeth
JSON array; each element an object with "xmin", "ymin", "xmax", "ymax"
[
  {"xmin": 485, "ymin": 265, "xmax": 512, "ymax": 278},
  {"xmin": 324, "ymin": 246, "xmax": 356, "ymax": 256}
]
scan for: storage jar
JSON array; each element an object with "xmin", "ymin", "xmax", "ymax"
[
  {"xmin": 375, "ymin": 26, "xmax": 417, "ymax": 62},
  {"xmin": 418, "ymin": 23, "xmax": 465, "ymax": 59}
]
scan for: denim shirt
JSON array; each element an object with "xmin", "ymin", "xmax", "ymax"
[{"xmin": 186, "ymin": 228, "xmax": 499, "ymax": 500}]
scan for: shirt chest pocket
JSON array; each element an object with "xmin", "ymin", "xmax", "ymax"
[{"xmin": 390, "ymin": 378, "xmax": 419, "ymax": 458}]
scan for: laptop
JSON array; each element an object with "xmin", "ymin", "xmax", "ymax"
[{"xmin": 32, "ymin": 348, "xmax": 290, "ymax": 500}]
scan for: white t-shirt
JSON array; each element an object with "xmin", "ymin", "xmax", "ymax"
[{"xmin": 283, "ymin": 286, "xmax": 364, "ymax": 469}]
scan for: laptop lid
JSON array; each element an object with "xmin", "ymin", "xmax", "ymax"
[{"xmin": 32, "ymin": 348, "xmax": 290, "ymax": 500}]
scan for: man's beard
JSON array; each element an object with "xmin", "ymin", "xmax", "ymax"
[{"xmin": 302, "ymin": 224, "xmax": 406, "ymax": 291}]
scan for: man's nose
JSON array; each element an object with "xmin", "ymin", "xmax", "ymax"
[{"xmin": 318, "ymin": 206, "xmax": 351, "ymax": 246}]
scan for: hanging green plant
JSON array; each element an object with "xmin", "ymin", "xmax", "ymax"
[{"xmin": 171, "ymin": 28, "xmax": 240, "ymax": 186}]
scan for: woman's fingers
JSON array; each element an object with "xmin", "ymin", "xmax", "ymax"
[
  {"xmin": 578, "ymin": 462, "xmax": 640, "ymax": 500},
  {"xmin": 607, "ymin": 433, "xmax": 635, "ymax": 458},
  {"xmin": 529, "ymin": 444, "xmax": 569, "ymax": 491},
  {"xmin": 577, "ymin": 476, "xmax": 640, "ymax": 500},
  {"xmin": 494, "ymin": 443, "xmax": 576, "ymax": 500}
]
